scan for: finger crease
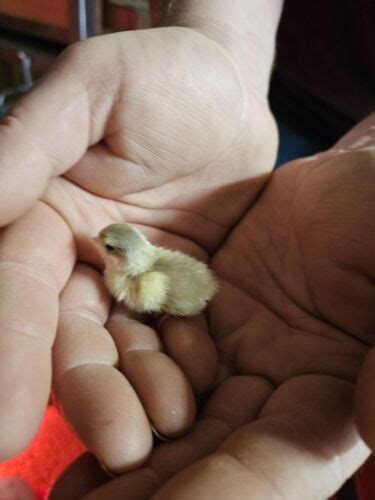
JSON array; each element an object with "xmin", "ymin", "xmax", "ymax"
[
  {"xmin": 60, "ymin": 308, "xmax": 106, "ymax": 325},
  {"xmin": 6, "ymin": 325, "xmax": 53, "ymax": 347},
  {"xmin": 0, "ymin": 260, "xmax": 60, "ymax": 293}
]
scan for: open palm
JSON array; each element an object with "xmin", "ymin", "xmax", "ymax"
[
  {"xmin": 51, "ymin": 126, "xmax": 375, "ymax": 499},
  {"xmin": 0, "ymin": 27, "xmax": 277, "ymax": 465}
]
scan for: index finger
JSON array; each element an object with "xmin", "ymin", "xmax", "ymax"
[{"xmin": 0, "ymin": 201, "xmax": 75, "ymax": 459}]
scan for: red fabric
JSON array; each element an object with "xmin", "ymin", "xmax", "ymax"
[{"xmin": 0, "ymin": 405, "xmax": 85, "ymax": 498}]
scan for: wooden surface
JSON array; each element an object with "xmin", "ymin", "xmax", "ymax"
[{"xmin": 0, "ymin": 0, "xmax": 69, "ymax": 29}]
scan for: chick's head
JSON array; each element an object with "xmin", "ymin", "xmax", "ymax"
[{"xmin": 98, "ymin": 223, "xmax": 156, "ymax": 275}]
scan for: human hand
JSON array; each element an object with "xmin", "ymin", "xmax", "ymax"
[
  {"xmin": 0, "ymin": 25, "xmax": 276, "ymax": 227},
  {"xmin": 0, "ymin": 26, "xmax": 277, "ymax": 464},
  {"xmin": 50, "ymin": 115, "xmax": 375, "ymax": 499}
]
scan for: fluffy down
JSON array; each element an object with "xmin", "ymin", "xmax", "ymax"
[{"xmin": 104, "ymin": 246, "xmax": 217, "ymax": 316}]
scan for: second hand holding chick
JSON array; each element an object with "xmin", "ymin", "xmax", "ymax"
[{"xmin": 97, "ymin": 223, "xmax": 217, "ymax": 316}]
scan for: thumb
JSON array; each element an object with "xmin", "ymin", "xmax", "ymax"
[
  {"xmin": 355, "ymin": 347, "xmax": 375, "ymax": 450},
  {"xmin": 0, "ymin": 38, "xmax": 116, "ymax": 226}
]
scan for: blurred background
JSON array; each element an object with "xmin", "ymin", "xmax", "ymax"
[{"xmin": 0, "ymin": 0, "xmax": 150, "ymax": 118}]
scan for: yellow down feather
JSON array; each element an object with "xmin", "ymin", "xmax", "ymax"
[{"xmin": 97, "ymin": 223, "xmax": 217, "ymax": 316}]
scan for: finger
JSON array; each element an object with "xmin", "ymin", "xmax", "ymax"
[
  {"xmin": 106, "ymin": 307, "xmax": 196, "ymax": 438},
  {"xmin": 355, "ymin": 346, "xmax": 375, "ymax": 450},
  {"xmin": 0, "ymin": 57, "xmax": 87, "ymax": 225},
  {"xmin": 0, "ymin": 477, "xmax": 35, "ymax": 500},
  {"xmin": 294, "ymin": 114, "xmax": 375, "ymax": 168},
  {"xmin": 50, "ymin": 376, "xmax": 273, "ymax": 500},
  {"xmin": 159, "ymin": 315, "xmax": 219, "ymax": 395},
  {"xmin": 156, "ymin": 375, "xmax": 369, "ymax": 500},
  {"xmin": 0, "ymin": 202, "xmax": 74, "ymax": 459},
  {"xmin": 54, "ymin": 265, "xmax": 153, "ymax": 473},
  {"xmin": 0, "ymin": 36, "xmax": 122, "ymax": 226},
  {"xmin": 49, "ymin": 452, "xmax": 110, "ymax": 500},
  {"xmin": 333, "ymin": 112, "xmax": 375, "ymax": 150}
]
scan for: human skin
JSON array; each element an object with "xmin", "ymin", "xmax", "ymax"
[
  {"xmin": 50, "ymin": 115, "xmax": 375, "ymax": 500},
  {"xmin": 1, "ymin": 1, "xmax": 375, "ymax": 496},
  {"xmin": 0, "ymin": 477, "xmax": 35, "ymax": 500},
  {"xmin": 0, "ymin": 1, "xmax": 281, "ymax": 465}
]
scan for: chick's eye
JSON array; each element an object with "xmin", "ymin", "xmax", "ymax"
[{"xmin": 105, "ymin": 244, "xmax": 116, "ymax": 252}]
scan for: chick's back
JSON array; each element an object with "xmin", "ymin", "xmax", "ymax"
[{"xmin": 152, "ymin": 247, "xmax": 217, "ymax": 316}]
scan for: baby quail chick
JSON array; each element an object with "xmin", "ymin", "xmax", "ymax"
[{"xmin": 97, "ymin": 223, "xmax": 217, "ymax": 316}]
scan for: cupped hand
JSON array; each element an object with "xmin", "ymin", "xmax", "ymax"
[
  {"xmin": 0, "ymin": 27, "xmax": 277, "ymax": 465},
  {"xmin": 50, "ymin": 116, "xmax": 375, "ymax": 499},
  {"xmin": 0, "ymin": 27, "xmax": 276, "ymax": 226}
]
